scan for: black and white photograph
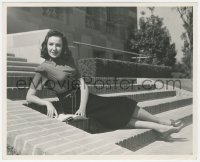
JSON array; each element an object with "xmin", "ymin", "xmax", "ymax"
[{"xmin": 3, "ymin": 2, "xmax": 197, "ymax": 159}]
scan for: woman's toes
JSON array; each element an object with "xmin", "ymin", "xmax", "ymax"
[
  {"xmin": 173, "ymin": 123, "xmax": 184, "ymax": 133},
  {"xmin": 173, "ymin": 120, "xmax": 183, "ymax": 127},
  {"xmin": 158, "ymin": 123, "xmax": 184, "ymax": 138}
]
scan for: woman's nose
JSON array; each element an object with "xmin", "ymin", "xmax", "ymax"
[{"xmin": 52, "ymin": 45, "xmax": 56, "ymax": 50}]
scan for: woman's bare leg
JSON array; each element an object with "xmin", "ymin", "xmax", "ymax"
[
  {"xmin": 126, "ymin": 118, "xmax": 183, "ymax": 136},
  {"xmin": 132, "ymin": 106, "xmax": 172, "ymax": 126}
]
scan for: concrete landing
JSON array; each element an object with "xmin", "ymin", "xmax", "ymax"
[{"xmin": 134, "ymin": 124, "xmax": 193, "ymax": 155}]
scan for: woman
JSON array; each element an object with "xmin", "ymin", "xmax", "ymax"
[{"xmin": 26, "ymin": 30, "xmax": 183, "ymax": 138}]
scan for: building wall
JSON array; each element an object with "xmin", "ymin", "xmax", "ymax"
[{"xmin": 7, "ymin": 7, "xmax": 137, "ymax": 62}]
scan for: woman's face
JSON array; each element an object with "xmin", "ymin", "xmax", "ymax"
[{"xmin": 47, "ymin": 36, "xmax": 63, "ymax": 59}]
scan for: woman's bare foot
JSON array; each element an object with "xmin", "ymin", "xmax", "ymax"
[
  {"xmin": 158, "ymin": 118, "xmax": 183, "ymax": 127},
  {"xmin": 158, "ymin": 117, "xmax": 171, "ymax": 126},
  {"xmin": 157, "ymin": 123, "xmax": 184, "ymax": 138}
]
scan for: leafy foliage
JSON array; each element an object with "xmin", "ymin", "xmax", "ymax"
[
  {"xmin": 171, "ymin": 62, "xmax": 189, "ymax": 78},
  {"xmin": 177, "ymin": 7, "xmax": 193, "ymax": 78},
  {"xmin": 78, "ymin": 58, "xmax": 172, "ymax": 78},
  {"xmin": 127, "ymin": 12, "xmax": 177, "ymax": 67}
]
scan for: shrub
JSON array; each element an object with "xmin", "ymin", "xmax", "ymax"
[{"xmin": 78, "ymin": 58, "xmax": 172, "ymax": 78}]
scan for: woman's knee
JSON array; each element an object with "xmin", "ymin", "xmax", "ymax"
[
  {"xmin": 131, "ymin": 105, "xmax": 140, "ymax": 118},
  {"xmin": 125, "ymin": 118, "xmax": 137, "ymax": 128}
]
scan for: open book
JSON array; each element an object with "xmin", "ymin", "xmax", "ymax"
[{"xmin": 55, "ymin": 114, "xmax": 86, "ymax": 122}]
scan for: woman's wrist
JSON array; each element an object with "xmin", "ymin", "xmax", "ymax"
[
  {"xmin": 79, "ymin": 105, "xmax": 86, "ymax": 111},
  {"xmin": 44, "ymin": 101, "xmax": 52, "ymax": 106}
]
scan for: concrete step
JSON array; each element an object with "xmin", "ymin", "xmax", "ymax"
[
  {"xmin": 7, "ymin": 76, "xmax": 34, "ymax": 87},
  {"xmin": 7, "ymin": 95, "xmax": 192, "ymax": 125},
  {"xmin": 7, "ymin": 71, "xmax": 35, "ymax": 77},
  {"xmin": 7, "ymin": 61, "xmax": 39, "ymax": 67},
  {"xmin": 134, "ymin": 124, "xmax": 193, "ymax": 155},
  {"xmin": 7, "ymin": 87, "xmax": 56, "ymax": 100},
  {"xmin": 7, "ymin": 57, "xmax": 27, "ymax": 62},
  {"xmin": 7, "ymin": 100, "xmax": 133, "ymax": 155},
  {"xmin": 6, "ymin": 74, "xmax": 137, "ymax": 84},
  {"xmin": 7, "ymin": 86, "xmax": 175, "ymax": 101},
  {"xmin": 88, "ymin": 84, "xmax": 156, "ymax": 94},
  {"xmin": 6, "ymin": 100, "xmax": 193, "ymax": 155},
  {"xmin": 91, "ymin": 105, "xmax": 192, "ymax": 153},
  {"xmin": 99, "ymin": 90, "xmax": 176, "ymax": 102},
  {"xmin": 7, "ymin": 79, "xmax": 155, "ymax": 96},
  {"xmin": 7, "ymin": 66, "xmax": 36, "ymax": 72},
  {"xmin": 7, "ymin": 76, "xmax": 138, "ymax": 87},
  {"xmin": 7, "ymin": 83, "xmax": 156, "ymax": 99},
  {"xmin": 7, "ymin": 53, "xmax": 15, "ymax": 57},
  {"xmin": 83, "ymin": 77, "xmax": 137, "ymax": 85},
  {"xmin": 138, "ymin": 96, "xmax": 192, "ymax": 115}
]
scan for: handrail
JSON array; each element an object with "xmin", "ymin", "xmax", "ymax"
[
  {"xmin": 131, "ymin": 57, "xmax": 148, "ymax": 59},
  {"xmin": 73, "ymin": 41, "xmax": 146, "ymax": 57}
]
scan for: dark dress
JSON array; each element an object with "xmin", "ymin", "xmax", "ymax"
[{"xmin": 30, "ymin": 57, "xmax": 137, "ymax": 129}]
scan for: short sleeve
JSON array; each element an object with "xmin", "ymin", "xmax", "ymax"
[
  {"xmin": 75, "ymin": 66, "xmax": 81, "ymax": 79},
  {"xmin": 68, "ymin": 56, "xmax": 81, "ymax": 79},
  {"xmin": 35, "ymin": 64, "xmax": 46, "ymax": 73},
  {"xmin": 30, "ymin": 65, "xmax": 48, "ymax": 90},
  {"xmin": 72, "ymin": 57, "xmax": 81, "ymax": 79}
]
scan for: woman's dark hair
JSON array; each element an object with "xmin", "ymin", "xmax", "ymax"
[{"xmin": 41, "ymin": 29, "xmax": 71, "ymax": 60}]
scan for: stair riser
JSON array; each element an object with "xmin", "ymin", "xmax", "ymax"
[
  {"xmin": 7, "ymin": 53, "xmax": 15, "ymax": 57},
  {"xmin": 7, "ymin": 66, "xmax": 36, "ymax": 72},
  {"xmin": 143, "ymin": 98, "xmax": 193, "ymax": 115},
  {"xmin": 8, "ymin": 98, "xmax": 192, "ymax": 116},
  {"xmin": 7, "ymin": 57, "xmax": 27, "ymax": 62},
  {"xmin": 7, "ymin": 81, "xmax": 155, "ymax": 94},
  {"xmin": 7, "ymin": 88, "xmax": 56, "ymax": 100},
  {"xmin": 117, "ymin": 114, "xmax": 193, "ymax": 152},
  {"xmin": 7, "ymin": 72, "xmax": 35, "ymax": 77},
  {"xmin": 7, "ymin": 87, "xmax": 176, "ymax": 102},
  {"xmin": 7, "ymin": 76, "xmax": 137, "ymax": 87},
  {"xmin": 8, "ymin": 73, "xmax": 137, "ymax": 85},
  {"xmin": 7, "ymin": 74, "xmax": 137, "ymax": 85},
  {"xmin": 83, "ymin": 77, "xmax": 137, "ymax": 86},
  {"xmin": 7, "ymin": 77, "xmax": 34, "ymax": 87},
  {"xmin": 8, "ymin": 83, "xmax": 155, "ymax": 94},
  {"xmin": 89, "ymin": 84, "xmax": 156, "ymax": 94},
  {"xmin": 126, "ymin": 91, "xmax": 176, "ymax": 102},
  {"xmin": 7, "ymin": 62, "xmax": 39, "ymax": 67}
]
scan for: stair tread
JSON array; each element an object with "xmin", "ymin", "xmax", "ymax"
[
  {"xmin": 99, "ymin": 89, "xmax": 175, "ymax": 97},
  {"xmin": 134, "ymin": 124, "xmax": 193, "ymax": 154},
  {"xmin": 7, "ymin": 56, "xmax": 26, "ymax": 59},
  {"xmin": 8, "ymin": 65, "xmax": 36, "ymax": 68},
  {"xmin": 7, "ymin": 71, "xmax": 35, "ymax": 74},
  {"xmin": 7, "ymin": 83, "xmax": 153, "ymax": 88},
  {"xmin": 138, "ymin": 96, "xmax": 192, "ymax": 107},
  {"xmin": 7, "ymin": 99, "xmax": 192, "ymax": 154},
  {"xmin": 6, "ymin": 73, "xmax": 137, "ymax": 80},
  {"xmin": 7, "ymin": 61, "xmax": 39, "ymax": 66},
  {"xmin": 92, "ymin": 105, "xmax": 192, "ymax": 143}
]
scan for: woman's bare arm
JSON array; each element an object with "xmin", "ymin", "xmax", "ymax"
[
  {"xmin": 26, "ymin": 88, "xmax": 49, "ymax": 106},
  {"xmin": 75, "ymin": 77, "xmax": 89, "ymax": 117},
  {"xmin": 26, "ymin": 87, "xmax": 58, "ymax": 118}
]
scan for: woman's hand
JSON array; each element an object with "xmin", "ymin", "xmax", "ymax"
[
  {"xmin": 75, "ymin": 107, "xmax": 86, "ymax": 117},
  {"xmin": 46, "ymin": 102, "xmax": 58, "ymax": 118}
]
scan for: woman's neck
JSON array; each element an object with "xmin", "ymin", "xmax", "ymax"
[{"xmin": 48, "ymin": 57, "xmax": 65, "ymax": 65}]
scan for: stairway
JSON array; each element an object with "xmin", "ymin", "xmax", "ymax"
[{"xmin": 6, "ymin": 53, "xmax": 193, "ymax": 155}]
